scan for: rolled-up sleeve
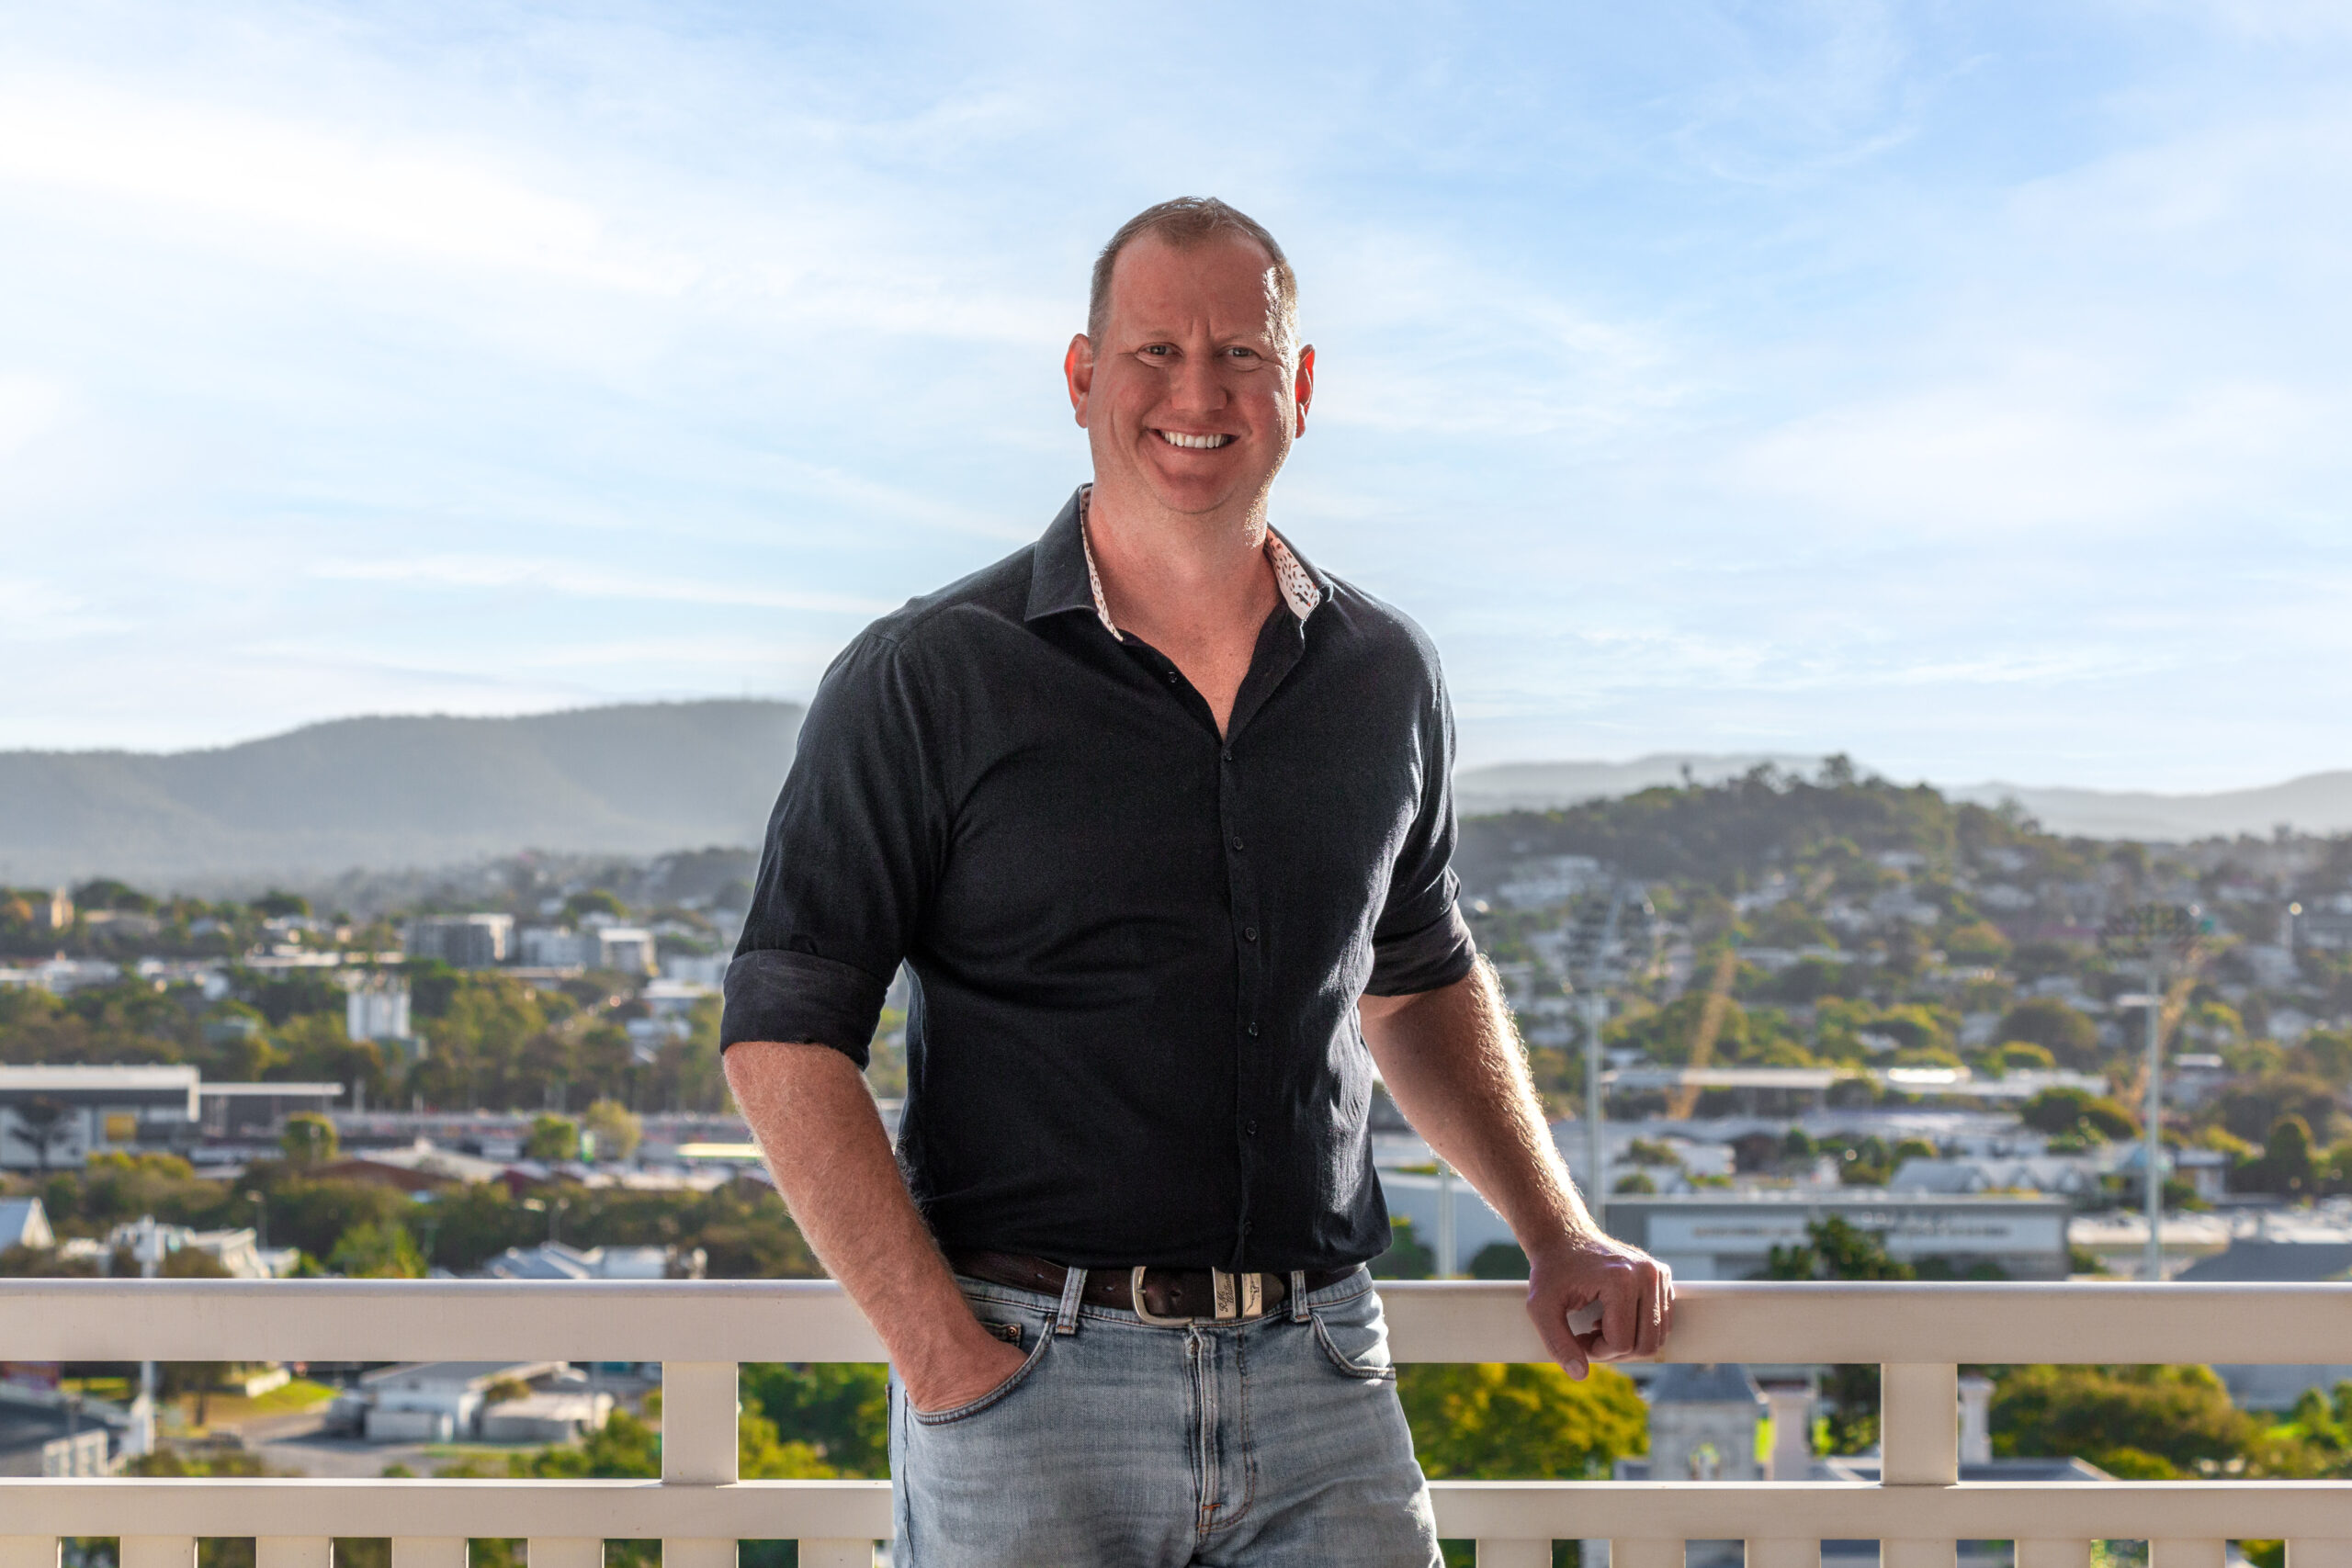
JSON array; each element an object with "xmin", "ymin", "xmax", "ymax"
[
  {"xmin": 722, "ymin": 632, "xmax": 944, "ymax": 1064},
  {"xmin": 1364, "ymin": 664, "xmax": 1476, "ymax": 997}
]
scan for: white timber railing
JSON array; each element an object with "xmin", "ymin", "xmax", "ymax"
[{"xmin": 3, "ymin": 1279, "xmax": 2350, "ymax": 1566}]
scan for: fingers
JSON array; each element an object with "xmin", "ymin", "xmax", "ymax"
[
  {"xmin": 1633, "ymin": 1258, "xmax": 1671, "ymax": 1359},
  {"xmin": 1528, "ymin": 1289, "xmax": 1594, "ymax": 1381},
  {"xmin": 1598, "ymin": 1264, "xmax": 1638, "ymax": 1360}
]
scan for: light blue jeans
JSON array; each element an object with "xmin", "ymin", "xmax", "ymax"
[{"xmin": 888, "ymin": 1265, "xmax": 1442, "ymax": 1567}]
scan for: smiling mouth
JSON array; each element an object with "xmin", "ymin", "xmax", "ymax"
[{"xmin": 1156, "ymin": 429, "xmax": 1233, "ymax": 450}]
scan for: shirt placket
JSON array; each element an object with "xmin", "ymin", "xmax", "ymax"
[{"xmin": 1218, "ymin": 734, "xmax": 1263, "ymax": 1268}]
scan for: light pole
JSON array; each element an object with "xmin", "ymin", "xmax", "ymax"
[{"xmin": 2102, "ymin": 904, "xmax": 2203, "ymax": 1282}]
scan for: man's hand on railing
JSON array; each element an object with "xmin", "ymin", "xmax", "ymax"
[{"xmin": 1525, "ymin": 1231, "xmax": 1674, "ymax": 1379}]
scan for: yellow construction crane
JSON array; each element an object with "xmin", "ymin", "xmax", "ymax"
[{"xmin": 1667, "ymin": 945, "xmax": 1740, "ymax": 1121}]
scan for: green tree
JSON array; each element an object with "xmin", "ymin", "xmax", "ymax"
[
  {"xmin": 741, "ymin": 1361, "xmax": 890, "ymax": 1476},
  {"xmin": 1469, "ymin": 1242, "xmax": 1531, "ymax": 1280},
  {"xmin": 526, "ymin": 1114, "xmax": 582, "ymax": 1163},
  {"xmin": 1995, "ymin": 999, "xmax": 2100, "ymax": 1068},
  {"xmin": 279, "ymin": 1111, "xmax": 339, "ymax": 1166},
  {"xmin": 1942, "ymin": 920, "xmax": 2012, "ymax": 966},
  {"xmin": 1400, "ymin": 1361, "xmax": 1646, "ymax": 1479},
  {"xmin": 328, "ymin": 1220, "xmax": 424, "ymax": 1279},
  {"xmin": 2018, "ymin": 1087, "xmax": 2136, "ymax": 1143},
  {"xmin": 1372, "ymin": 1215, "xmax": 1435, "ymax": 1280},
  {"xmin": 1993, "ymin": 1364, "xmax": 2258, "ymax": 1477},
  {"xmin": 581, "ymin": 1099, "xmax": 642, "ymax": 1162},
  {"xmin": 2237, "ymin": 1115, "xmax": 2320, "ymax": 1197}
]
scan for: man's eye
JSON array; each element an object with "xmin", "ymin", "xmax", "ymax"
[{"xmin": 1142, "ymin": 344, "xmax": 1171, "ymax": 356}]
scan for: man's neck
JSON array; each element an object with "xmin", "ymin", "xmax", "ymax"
[{"xmin": 1082, "ymin": 478, "xmax": 1279, "ymax": 652}]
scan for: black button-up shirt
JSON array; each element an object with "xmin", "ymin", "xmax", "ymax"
[{"xmin": 722, "ymin": 488, "xmax": 1476, "ymax": 1271}]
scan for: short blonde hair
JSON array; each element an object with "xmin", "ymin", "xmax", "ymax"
[{"xmin": 1088, "ymin": 197, "xmax": 1299, "ymax": 359}]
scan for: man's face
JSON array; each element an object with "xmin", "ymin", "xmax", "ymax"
[{"xmin": 1067, "ymin": 231, "xmax": 1315, "ymax": 520}]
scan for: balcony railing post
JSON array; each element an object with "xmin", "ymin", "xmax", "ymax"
[
  {"xmin": 1880, "ymin": 1362, "xmax": 1958, "ymax": 1568},
  {"xmin": 0, "ymin": 1540, "xmax": 56, "ymax": 1568},
  {"xmin": 2016, "ymin": 1540, "xmax": 2091, "ymax": 1568},
  {"xmin": 255, "ymin": 1539, "xmax": 332, "ymax": 1568},
  {"xmin": 1472, "ymin": 1541, "xmax": 1548, "ymax": 1567},
  {"xmin": 390, "ymin": 1542, "xmax": 468, "ymax": 1568},
  {"xmin": 1610, "ymin": 1540, "xmax": 1681, "ymax": 1568},
  {"xmin": 1748, "ymin": 1540, "xmax": 1820, "ymax": 1568},
  {"xmin": 524, "ymin": 1540, "xmax": 602, "ymax": 1568},
  {"xmin": 797, "ymin": 1546, "xmax": 875, "ymax": 1567},
  {"xmin": 662, "ymin": 1359, "xmax": 743, "ymax": 1568},
  {"xmin": 119, "ymin": 1540, "xmax": 194, "ymax": 1568}
]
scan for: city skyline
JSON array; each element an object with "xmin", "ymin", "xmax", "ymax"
[{"xmin": 4, "ymin": 2, "xmax": 2348, "ymax": 790}]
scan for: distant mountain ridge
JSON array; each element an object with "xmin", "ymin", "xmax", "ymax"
[
  {"xmin": 8, "ymin": 706, "xmax": 2346, "ymax": 888},
  {"xmin": 0, "ymin": 701, "xmax": 803, "ymax": 886},
  {"xmin": 1457, "ymin": 756, "xmax": 2352, "ymax": 840}
]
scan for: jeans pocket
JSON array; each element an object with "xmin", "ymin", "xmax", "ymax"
[
  {"xmin": 910, "ymin": 1312, "xmax": 1055, "ymax": 1426},
  {"xmin": 1310, "ymin": 1291, "xmax": 1397, "ymax": 1382}
]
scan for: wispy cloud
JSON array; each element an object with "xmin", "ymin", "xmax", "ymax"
[{"xmin": 306, "ymin": 555, "xmax": 895, "ymax": 615}]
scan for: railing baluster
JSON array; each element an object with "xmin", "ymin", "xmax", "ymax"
[
  {"xmin": 2016, "ymin": 1540, "xmax": 2092, "ymax": 1568},
  {"xmin": 524, "ymin": 1541, "xmax": 602, "ymax": 1568},
  {"xmin": 1611, "ymin": 1540, "xmax": 1681, "ymax": 1568},
  {"xmin": 2291, "ymin": 1545, "xmax": 2352, "ymax": 1568},
  {"xmin": 255, "ymin": 1539, "xmax": 333, "ymax": 1568},
  {"xmin": 119, "ymin": 1540, "xmax": 196, "ymax": 1568},
  {"xmin": 1880, "ymin": 1362, "xmax": 1958, "ymax": 1568},
  {"xmin": 661, "ymin": 1359, "xmax": 741, "ymax": 1568},
  {"xmin": 1472, "ymin": 1541, "xmax": 1548, "ymax": 1568},
  {"xmin": 2150, "ymin": 1543, "xmax": 2226, "ymax": 1568},
  {"xmin": 797, "ymin": 1545, "xmax": 874, "ymax": 1568},
  {"xmin": 1749, "ymin": 1540, "xmax": 1819, "ymax": 1568},
  {"xmin": 390, "ymin": 1542, "xmax": 468, "ymax": 1568},
  {"xmin": 0, "ymin": 1540, "xmax": 56, "ymax": 1568}
]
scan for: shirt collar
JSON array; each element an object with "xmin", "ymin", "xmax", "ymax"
[{"xmin": 1025, "ymin": 483, "xmax": 1327, "ymax": 637}]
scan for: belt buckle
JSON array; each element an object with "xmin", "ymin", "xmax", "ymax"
[{"xmin": 1129, "ymin": 1267, "xmax": 1267, "ymax": 1326}]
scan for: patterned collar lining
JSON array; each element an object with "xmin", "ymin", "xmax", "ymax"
[{"xmin": 1077, "ymin": 484, "xmax": 1323, "ymax": 640}]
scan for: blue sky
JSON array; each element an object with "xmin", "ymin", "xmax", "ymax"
[{"xmin": 3, "ymin": 1, "xmax": 2346, "ymax": 789}]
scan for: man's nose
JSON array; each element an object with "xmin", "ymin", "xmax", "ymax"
[{"xmin": 1167, "ymin": 350, "xmax": 1225, "ymax": 415}]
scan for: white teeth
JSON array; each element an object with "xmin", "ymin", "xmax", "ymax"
[{"xmin": 1159, "ymin": 430, "xmax": 1231, "ymax": 450}]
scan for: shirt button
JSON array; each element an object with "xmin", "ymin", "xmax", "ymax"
[
  {"xmin": 1166, "ymin": 671, "xmax": 1181, "ymax": 683},
  {"xmin": 1243, "ymin": 925, "xmax": 1258, "ymax": 942},
  {"xmin": 1231, "ymin": 836, "xmax": 1245, "ymax": 852},
  {"xmin": 1222, "ymin": 750, "xmax": 1234, "ymax": 762},
  {"xmin": 1245, "ymin": 1120, "xmax": 1260, "ymax": 1137},
  {"xmin": 1247, "ymin": 1021, "xmax": 1261, "ymax": 1037}
]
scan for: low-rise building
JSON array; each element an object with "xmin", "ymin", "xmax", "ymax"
[
  {"xmin": 405, "ymin": 914, "xmax": 514, "ymax": 969},
  {"xmin": 1604, "ymin": 1192, "xmax": 2074, "ymax": 1280},
  {"xmin": 343, "ymin": 1359, "xmax": 569, "ymax": 1443}
]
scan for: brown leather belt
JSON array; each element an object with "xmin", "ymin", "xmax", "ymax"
[{"xmin": 949, "ymin": 1249, "xmax": 1355, "ymax": 1324}]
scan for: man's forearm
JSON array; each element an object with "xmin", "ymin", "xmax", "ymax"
[
  {"xmin": 1360, "ymin": 958, "xmax": 1599, "ymax": 1252},
  {"xmin": 723, "ymin": 1040, "xmax": 1006, "ymax": 1394}
]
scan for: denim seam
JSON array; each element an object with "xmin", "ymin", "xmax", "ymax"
[
  {"xmin": 909, "ymin": 1322, "xmax": 1054, "ymax": 1426},
  {"xmin": 1310, "ymin": 1310, "xmax": 1397, "ymax": 1382}
]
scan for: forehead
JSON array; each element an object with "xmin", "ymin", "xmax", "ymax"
[{"xmin": 1103, "ymin": 231, "xmax": 1283, "ymax": 337}]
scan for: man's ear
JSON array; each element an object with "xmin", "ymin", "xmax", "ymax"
[
  {"xmin": 1294, "ymin": 344, "xmax": 1316, "ymax": 436},
  {"xmin": 1066, "ymin": 333, "xmax": 1095, "ymax": 426}
]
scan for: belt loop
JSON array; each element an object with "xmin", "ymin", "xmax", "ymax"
[
  {"xmin": 1054, "ymin": 1265, "xmax": 1088, "ymax": 1336},
  {"xmin": 1289, "ymin": 1269, "xmax": 1310, "ymax": 1322}
]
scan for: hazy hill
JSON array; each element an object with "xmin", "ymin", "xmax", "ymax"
[
  {"xmin": 0, "ymin": 701, "xmax": 803, "ymax": 886},
  {"xmin": 1458, "ymin": 755, "xmax": 2352, "ymax": 840},
  {"xmin": 1453, "ymin": 754, "xmax": 1824, "ymax": 817},
  {"xmin": 1948, "ymin": 773, "xmax": 2352, "ymax": 840}
]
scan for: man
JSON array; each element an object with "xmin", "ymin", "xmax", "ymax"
[{"xmin": 722, "ymin": 197, "xmax": 1673, "ymax": 1566}]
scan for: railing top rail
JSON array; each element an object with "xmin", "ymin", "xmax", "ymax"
[{"xmin": 6, "ymin": 1278, "xmax": 2346, "ymax": 1365}]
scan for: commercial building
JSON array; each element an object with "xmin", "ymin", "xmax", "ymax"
[
  {"xmin": 1603, "ymin": 1191, "xmax": 2073, "ymax": 1280},
  {"xmin": 404, "ymin": 914, "xmax": 514, "ymax": 969}
]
